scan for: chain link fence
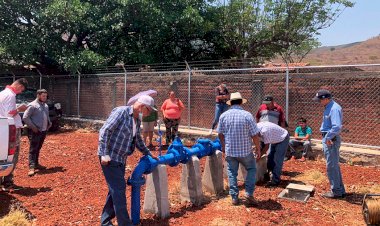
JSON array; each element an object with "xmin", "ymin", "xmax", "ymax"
[{"xmin": 1, "ymin": 63, "xmax": 379, "ymax": 149}]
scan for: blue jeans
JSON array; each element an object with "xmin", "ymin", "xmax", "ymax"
[
  {"xmin": 100, "ymin": 159, "xmax": 132, "ymax": 226},
  {"xmin": 226, "ymin": 153, "xmax": 257, "ymax": 199},
  {"xmin": 267, "ymin": 134, "xmax": 289, "ymax": 184},
  {"xmin": 322, "ymin": 135, "xmax": 346, "ymax": 196},
  {"xmin": 212, "ymin": 103, "xmax": 229, "ymax": 129}
]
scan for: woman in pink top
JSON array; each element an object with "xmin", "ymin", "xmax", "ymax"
[{"xmin": 161, "ymin": 91, "xmax": 185, "ymax": 144}]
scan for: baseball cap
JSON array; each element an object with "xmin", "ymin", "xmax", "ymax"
[
  {"xmin": 137, "ymin": 95, "xmax": 157, "ymax": 111},
  {"xmin": 262, "ymin": 95, "xmax": 273, "ymax": 104},
  {"xmin": 312, "ymin": 89, "xmax": 332, "ymax": 101}
]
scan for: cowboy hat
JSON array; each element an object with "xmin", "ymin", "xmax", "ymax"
[{"xmin": 226, "ymin": 92, "xmax": 247, "ymax": 105}]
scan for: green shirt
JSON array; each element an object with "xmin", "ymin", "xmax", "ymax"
[
  {"xmin": 295, "ymin": 126, "xmax": 312, "ymax": 138},
  {"xmin": 142, "ymin": 106, "xmax": 158, "ymax": 122}
]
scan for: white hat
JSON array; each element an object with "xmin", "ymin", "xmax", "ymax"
[
  {"xmin": 136, "ymin": 95, "xmax": 157, "ymax": 111},
  {"xmin": 226, "ymin": 92, "xmax": 247, "ymax": 105}
]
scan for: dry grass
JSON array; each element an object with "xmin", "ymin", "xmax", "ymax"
[
  {"xmin": 293, "ymin": 169, "xmax": 327, "ymax": 185},
  {"xmin": 351, "ymin": 184, "xmax": 380, "ymax": 194},
  {"xmin": 0, "ymin": 209, "xmax": 30, "ymax": 226}
]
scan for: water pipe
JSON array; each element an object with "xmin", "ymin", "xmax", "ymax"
[{"xmin": 127, "ymin": 137, "xmax": 221, "ymax": 225}]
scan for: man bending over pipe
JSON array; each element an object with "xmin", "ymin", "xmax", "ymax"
[{"xmin": 97, "ymin": 95, "xmax": 159, "ymax": 226}]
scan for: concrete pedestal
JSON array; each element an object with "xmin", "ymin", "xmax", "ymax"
[
  {"xmin": 180, "ymin": 156, "xmax": 203, "ymax": 206},
  {"xmin": 143, "ymin": 165, "xmax": 170, "ymax": 219},
  {"xmin": 224, "ymin": 154, "xmax": 268, "ymax": 183},
  {"xmin": 202, "ymin": 150, "xmax": 224, "ymax": 195}
]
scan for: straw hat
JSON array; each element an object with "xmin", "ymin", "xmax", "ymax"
[{"xmin": 226, "ymin": 92, "xmax": 247, "ymax": 105}]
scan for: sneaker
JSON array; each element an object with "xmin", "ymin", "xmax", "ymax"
[
  {"xmin": 1, "ymin": 183, "xmax": 23, "ymax": 192},
  {"xmin": 244, "ymin": 195, "xmax": 258, "ymax": 207},
  {"xmin": 300, "ymin": 156, "xmax": 306, "ymax": 162},
  {"xmin": 28, "ymin": 168, "xmax": 35, "ymax": 177},
  {"xmin": 265, "ymin": 181, "xmax": 279, "ymax": 188},
  {"xmin": 231, "ymin": 198, "xmax": 239, "ymax": 206},
  {"xmin": 321, "ymin": 191, "xmax": 346, "ymax": 199}
]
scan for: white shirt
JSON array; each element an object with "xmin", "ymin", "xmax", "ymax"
[
  {"xmin": 257, "ymin": 121, "xmax": 288, "ymax": 144},
  {"xmin": 0, "ymin": 88, "xmax": 23, "ymax": 128}
]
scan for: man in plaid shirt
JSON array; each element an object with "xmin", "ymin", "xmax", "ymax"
[
  {"xmin": 98, "ymin": 95, "xmax": 158, "ymax": 226},
  {"xmin": 217, "ymin": 92, "xmax": 261, "ymax": 206}
]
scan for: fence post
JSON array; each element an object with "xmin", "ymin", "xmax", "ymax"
[
  {"xmin": 285, "ymin": 68, "xmax": 289, "ymax": 123},
  {"xmin": 77, "ymin": 71, "xmax": 81, "ymax": 117},
  {"xmin": 185, "ymin": 61, "xmax": 191, "ymax": 129}
]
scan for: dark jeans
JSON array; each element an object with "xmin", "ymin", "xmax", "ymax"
[
  {"xmin": 28, "ymin": 129, "xmax": 47, "ymax": 168},
  {"xmin": 100, "ymin": 159, "xmax": 132, "ymax": 226},
  {"xmin": 163, "ymin": 117, "xmax": 180, "ymax": 144},
  {"xmin": 267, "ymin": 134, "xmax": 290, "ymax": 184},
  {"xmin": 2, "ymin": 129, "xmax": 21, "ymax": 185},
  {"xmin": 211, "ymin": 103, "xmax": 229, "ymax": 130}
]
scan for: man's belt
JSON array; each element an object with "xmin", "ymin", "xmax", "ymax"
[{"xmin": 321, "ymin": 132, "xmax": 337, "ymax": 141}]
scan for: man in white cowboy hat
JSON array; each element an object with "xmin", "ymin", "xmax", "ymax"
[
  {"xmin": 97, "ymin": 95, "xmax": 159, "ymax": 226},
  {"xmin": 217, "ymin": 92, "xmax": 261, "ymax": 206}
]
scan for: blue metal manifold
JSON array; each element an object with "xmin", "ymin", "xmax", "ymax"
[{"xmin": 127, "ymin": 137, "xmax": 221, "ymax": 225}]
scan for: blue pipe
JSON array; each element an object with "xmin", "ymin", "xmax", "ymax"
[{"xmin": 127, "ymin": 137, "xmax": 221, "ymax": 225}]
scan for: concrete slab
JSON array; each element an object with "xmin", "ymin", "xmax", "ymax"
[
  {"xmin": 180, "ymin": 156, "xmax": 203, "ymax": 206},
  {"xmin": 202, "ymin": 150, "xmax": 224, "ymax": 195},
  {"xmin": 143, "ymin": 165, "xmax": 170, "ymax": 219}
]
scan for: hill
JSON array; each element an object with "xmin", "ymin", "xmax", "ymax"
[{"xmin": 303, "ymin": 35, "xmax": 380, "ymax": 65}]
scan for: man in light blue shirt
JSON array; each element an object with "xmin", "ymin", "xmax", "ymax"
[
  {"xmin": 217, "ymin": 92, "xmax": 261, "ymax": 206},
  {"xmin": 313, "ymin": 89, "xmax": 345, "ymax": 199}
]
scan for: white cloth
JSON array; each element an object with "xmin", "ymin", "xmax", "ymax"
[
  {"xmin": 257, "ymin": 121, "xmax": 288, "ymax": 144},
  {"xmin": 0, "ymin": 88, "xmax": 23, "ymax": 128},
  {"xmin": 132, "ymin": 118, "xmax": 137, "ymax": 137}
]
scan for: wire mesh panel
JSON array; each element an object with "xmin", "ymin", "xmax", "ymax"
[{"xmin": 288, "ymin": 65, "xmax": 380, "ymax": 147}]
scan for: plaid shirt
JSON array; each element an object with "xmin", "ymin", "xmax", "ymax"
[
  {"xmin": 257, "ymin": 121, "xmax": 289, "ymax": 144},
  {"xmin": 217, "ymin": 105, "xmax": 260, "ymax": 157},
  {"xmin": 98, "ymin": 106, "xmax": 151, "ymax": 163}
]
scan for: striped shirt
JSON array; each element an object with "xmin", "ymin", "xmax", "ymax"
[
  {"xmin": 257, "ymin": 121, "xmax": 288, "ymax": 144},
  {"xmin": 217, "ymin": 105, "xmax": 260, "ymax": 157},
  {"xmin": 98, "ymin": 106, "xmax": 151, "ymax": 163}
]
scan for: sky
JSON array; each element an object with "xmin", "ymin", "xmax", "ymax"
[{"xmin": 317, "ymin": 1, "xmax": 380, "ymax": 46}]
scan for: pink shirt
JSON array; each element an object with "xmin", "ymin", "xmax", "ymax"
[{"xmin": 161, "ymin": 99, "xmax": 184, "ymax": 119}]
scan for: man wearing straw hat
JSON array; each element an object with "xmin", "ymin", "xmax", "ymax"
[{"xmin": 217, "ymin": 92, "xmax": 261, "ymax": 206}]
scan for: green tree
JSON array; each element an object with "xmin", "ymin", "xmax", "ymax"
[{"xmin": 0, "ymin": 0, "xmax": 354, "ymax": 73}]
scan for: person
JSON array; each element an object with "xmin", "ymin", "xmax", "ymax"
[
  {"xmin": 257, "ymin": 121, "xmax": 290, "ymax": 187},
  {"xmin": 161, "ymin": 91, "xmax": 185, "ymax": 145},
  {"xmin": 98, "ymin": 95, "xmax": 159, "ymax": 226},
  {"xmin": 23, "ymin": 89, "xmax": 51, "ymax": 176},
  {"xmin": 142, "ymin": 104, "xmax": 158, "ymax": 147},
  {"xmin": 217, "ymin": 92, "xmax": 261, "ymax": 206},
  {"xmin": 0, "ymin": 78, "xmax": 28, "ymax": 191},
  {"xmin": 256, "ymin": 95, "xmax": 286, "ymax": 127},
  {"xmin": 209, "ymin": 82, "xmax": 229, "ymax": 134},
  {"xmin": 313, "ymin": 89, "xmax": 346, "ymax": 199},
  {"xmin": 289, "ymin": 117, "xmax": 312, "ymax": 162}
]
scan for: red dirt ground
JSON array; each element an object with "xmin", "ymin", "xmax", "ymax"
[{"xmin": 1, "ymin": 129, "xmax": 379, "ymax": 225}]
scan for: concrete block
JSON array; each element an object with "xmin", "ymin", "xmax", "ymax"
[
  {"xmin": 224, "ymin": 154, "xmax": 268, "ymax": 183},
  {"xmin": 180, "ymin": 156, "xmax": 203, "ymax": 206},
  {"xmin": 143, "ymin": 165, "xmax": 170, "ymax": 219},
  {"xmin": 256, "ymin": 154, "xmax": 268, "ymax": 182},
  {"xmin": 202, "ymin": 150, "xmax": 224, "ymax": 195}
]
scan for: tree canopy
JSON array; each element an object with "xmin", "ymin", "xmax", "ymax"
[{"xmin": 0, "ymin": 0, "xmax": 354, "ymax": 73}]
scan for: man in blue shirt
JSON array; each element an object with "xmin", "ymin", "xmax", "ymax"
[
  {"xmin": 313, "ymin": 89, "xmax": 346, "ymax": 199},
  {"xmin": 98, "ymin": 95, "xmax": 159, "ymax": 226},
  {"xmin": 217, "ymin": 92, "xmax": 261, "ymax": 206},
  {"xmin": 289, "ymin": 117, "xmax": 312, "ymax": 162}
]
